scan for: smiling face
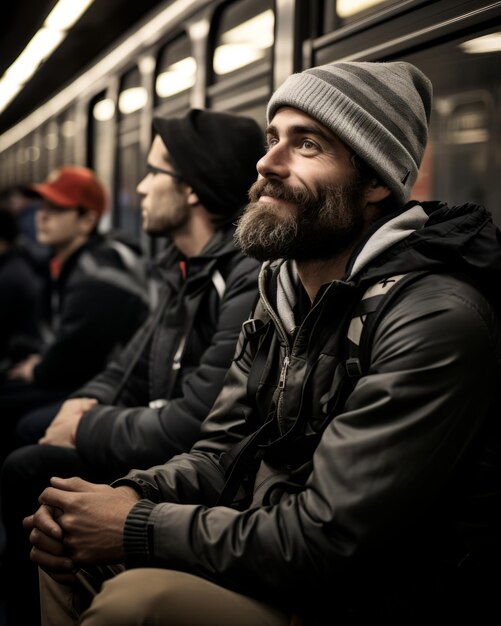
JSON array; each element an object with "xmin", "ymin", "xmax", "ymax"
[
  {"xmin": 136, "ymin": 135, "xmax": 191, "ymax": 237},
  {"xmin": 235, "ymin": 107, "xmax": 378, "ymax": 262}
]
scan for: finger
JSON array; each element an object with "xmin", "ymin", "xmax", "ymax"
[
  {"xmin": 29, "ymin": 528, "xmax": 66, "ymax": 557},
  {"xmin": 50, "ymin": 476, "xmax": 98, "ymax": 492},
  {"xmin": 31, "ymin": 504, "xmax": 63, "ymax": 539},
  {"xmin": 39, "ymin": 486, "xmax": 72, "ymax": 511},
  {"xmin": 50, "ymin": 476, "xmax": 107, "ymax": 492},
  {"xmin": 31, "ymin": 546, "xmax": 74, "ymax": 573},
  {"xmin": 23, "ymin": 514, "xmax": 35, "ymax": 530}
]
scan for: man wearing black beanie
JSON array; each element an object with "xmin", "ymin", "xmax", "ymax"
[
  {"xmin": 153, "ymin": 109, "xmax": 264, "ymax": 221},
  {"xmin": 0, "ymin": 108, "xmax": 263, "ymax": 625}
]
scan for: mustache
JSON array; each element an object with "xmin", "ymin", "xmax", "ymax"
[{"xmin": 248, "ymin": 179, "xmax": 314, "ymax": 205}]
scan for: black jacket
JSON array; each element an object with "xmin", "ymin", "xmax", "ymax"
[
  {"xmin": 74, "ymin": 227, "xmax": 261, "ymax": 476},
  {"xmin": 0, "ymin": 247, "xmax": 41, "ymax": 366},
  {"xmin": 33, "ymin": 234, "xmax": 149, "ymax": 390},
  {"xmin": 117, "ymin": 202, "xmax": 501, "ymax": 622}
]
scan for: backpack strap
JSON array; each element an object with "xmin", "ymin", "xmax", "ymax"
[{"xmin": 346, "ymin": 271, "xmax": 430, "ymax": 381}]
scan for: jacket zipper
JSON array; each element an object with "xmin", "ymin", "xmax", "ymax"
[
  {"xmin": 276, "ymin": 355, "xmax": 290, "ymax": 425},
  {"xmin": 257, "ymin": 268, "xmax": 291, "ymax": 425},
  {"xmin": 259, "ymin": 266, "xmax": 350, "ymax": 425}
]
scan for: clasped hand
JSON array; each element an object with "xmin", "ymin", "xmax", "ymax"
[
  {"xmin": 23, "ymin": 476, "xmax": 140, "ymax": 584},
  {"xmin": 39, "ymin": 397, "xmax": 98, "ymax": 447}
]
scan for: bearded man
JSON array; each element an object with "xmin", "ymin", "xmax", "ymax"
[{"xmin": 27, "ymin": 62, "xmax": 501, "ymax": 626}]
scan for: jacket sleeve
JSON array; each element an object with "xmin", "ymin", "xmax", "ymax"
[
  {"xmin": 33, "ymin": 267, "xmax": 148, "ymax": 390},
  {"xmin": 112, "ymin": 343, "xmax": 252, "ymax": 504},
  {"xmin": 71, "ymin": 309, "xmax": 158, "ymax": 406},
  {"xmin": 119, "ymin": 276, "xmax": 501, "ymax": 603},
  {"xmin": 75, "ymin": 257, "xmax": 260, "ymax": 474}
]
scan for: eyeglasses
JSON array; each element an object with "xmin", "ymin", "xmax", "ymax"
[{"xmin": 146, "ymin": 164, "xmax": 183, "ymax": 181}]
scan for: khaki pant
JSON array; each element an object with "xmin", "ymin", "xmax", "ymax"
[{"xmin": 39, "ymin": 567, "xmax": 293, "ymax": 626}]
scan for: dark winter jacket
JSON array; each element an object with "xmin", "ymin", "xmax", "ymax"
[
  {"xmin": 0, "ymin": 247, "xmax": 42, "ymax": 366},
  {"xmin": 33, "ymin": 234, "xmax": 149, "ymax": 389},
  {"xmin": 74, "ymin": 227, "xmax": 261, "ymax": 475},
  {"xmin": 117, "ymin": 202, "xmax": 501, "ymax": 623}
]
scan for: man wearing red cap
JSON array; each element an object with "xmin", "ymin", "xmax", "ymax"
[{"xmin": 0, "ymin": 165, "xmax": 149, "ymax": 450}]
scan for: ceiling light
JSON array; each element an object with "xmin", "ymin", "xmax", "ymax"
[
  {"xmin": 118, "ymin": 87, "xmax": 148, "ymax": 114},
  {"xmin": 156, "ymin": 57, "xmax": 196, "ymax": 97},
  {"xmin": 460, "ymin": 33, "xmax": 501, "ymax": 54},
  {"xmin": 220, "ymin": 10, "xmax": 274, "ymax": 47},
  {"xmin": 337, "ymin": 0, "xmax": 387, "ymax": 18},
  {"xmin": 6, "ymin": 28, "xmax": 65, "ymax": 83},
  {"xmin": 0, "ymin": 0, "xmax": 94, "ymax": 115},
  {"xmin": 214, "ymin": 10, "xmax": 274, "ymax": 75},
  {"xmin": 0, "ymin": 79, "xmax": 22, "ymax": 111},
  {"xmin": 45, "ymin": 0, "xmax": 95, "ymax": 31},
  {"xmin": 93, "ymin": 98, "xmax": 116, "ymax": 121},
  {"xmin": 214, "ymin": 45, "xmax": 264, "ymax": 75}
]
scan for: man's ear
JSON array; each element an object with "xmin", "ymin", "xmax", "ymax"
[
  {"xmin": 186, "ymin": 188, "xmax": 201, "ymax": 207},
  {"xmin": 79, "ymin": 210, "xmax": 99, "ymax": 236},
  {"xmin": 364, "ymin": 178, "xmax": 391, "ymax": 205}
]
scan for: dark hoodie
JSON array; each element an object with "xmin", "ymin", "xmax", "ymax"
[{"xmin": 118, "ymin": 201, "xmax": 501, "ymax": 623}]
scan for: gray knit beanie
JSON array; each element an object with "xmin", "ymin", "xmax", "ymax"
[{"xmin": 267, "ymin": 61, "xmax": 432, "ymax": 206}]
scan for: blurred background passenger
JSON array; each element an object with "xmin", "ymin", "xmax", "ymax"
[
  {"xmin": 0, "ymin": 185, "xmax": 50, "ymax": 281},
  {"xmin": 0, "ymin": 166, "xmax": 150, "ymax": 460},
  {"xmin": 0, "ymin": 207, "xmax": 42, "ymax": 375}
]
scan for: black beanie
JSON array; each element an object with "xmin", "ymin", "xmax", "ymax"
[{"xmin": 153, "ymin": 109, "xmax": 264, "ymax": 220}]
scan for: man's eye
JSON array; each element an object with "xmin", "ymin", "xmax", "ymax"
[
  {"xmin": 265, "ymin": 138, "xmax": 279, "ymax": 151},
  {"xmin": 301, "ymin": 139, "xmax": 317, "ymax": 150}
]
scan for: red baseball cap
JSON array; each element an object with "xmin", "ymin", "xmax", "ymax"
[{"xmin": 30, "ymin": 166, "xmax": 107, "ymax": 216}]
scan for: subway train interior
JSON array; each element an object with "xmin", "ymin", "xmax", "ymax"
[
  {"xmin": 1, "ymin": 0, "xmax": 501, "ymax": 252},
  {"xmin": 0, "ymin": 0, "xmax": 501, "ymax": 623}
]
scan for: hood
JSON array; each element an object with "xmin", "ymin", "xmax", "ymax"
[
  {"xmin": 263, "ymin": 201, "xmax": 501, "ymax": 332},
  {"xmin": 348, "ymin": 201, "xmax": 501, "ymax": 295}
]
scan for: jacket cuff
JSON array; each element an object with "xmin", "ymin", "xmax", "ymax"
[
  {"xmin": 123, "ymin": 499, "xmax": 157, "ymax": 568},
  {"xmin": 112, "ymin": 476, "xmax": 162, "ymax": 502}
]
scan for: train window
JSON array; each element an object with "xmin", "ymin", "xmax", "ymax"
[
  {"xmin": 155, "ymin": 34, "xmax": 195, "ymax": 112},
  {"xmin": 317, "ymin": 0, "xmax": 409, "ymax": 35},
  {"xmin": 211, "ymin": 0, "xmax": 274, "ymax": 82},
  {"xmin": 44, "ymin": 121, "xmax": 59, "ymax": 174},
  {"xmin": 28, "ymin": 132, "xmax": 43, "ymax": 182},
  {"xmin": 89, "ymin": 93, "xmax": 115, "ymax": 233},
  {"xmin": 117, "ymin": 136, "xmax": 142, "ymax": 238},
  {"xmin": 4, "ymin": 150, "xmax": 13, "ymax": 187},
  {"xmin": 207, "ymin": 0, "xmax": 273, "ymax": 123},
  {"xmin": 58, "ymin": 110, "xmax": 76, "ymax": 165},
  {"xmin": 404, "ymin": 27, "xmax": 501, "ymax": 226},
  {"xmin": 116, "ymin": 67, "xmax": 145, "ymax": 239},
  {"xmin": 118, "ymin": 67, "xmax": 147, "ymax": 119},
  {"xmin": 337, "ymin": 0, "xmax": 397, "ymax": 22}
]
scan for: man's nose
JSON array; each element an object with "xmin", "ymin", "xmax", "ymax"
[{"xmin": 256, "ymin": 143, "xmax": 290, "ymax": 179}]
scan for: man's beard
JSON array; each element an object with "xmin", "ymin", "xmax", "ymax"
[
  {"xmin": 234, "ymin": 176, "xmax": 366, "ymax": 262},
  {"xmin": 143, "ymin": 200, "xmax": 190, "ymax": 238}
]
